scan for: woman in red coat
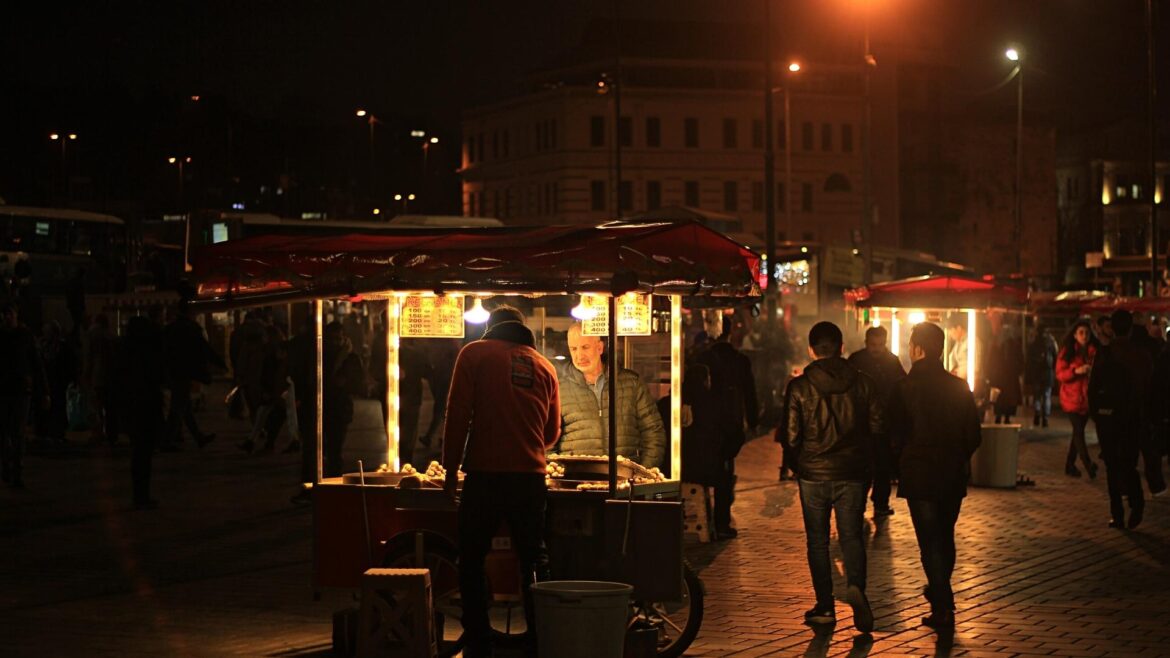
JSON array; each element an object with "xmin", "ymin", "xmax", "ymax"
[{"xmin": 1056, "ymin": 320, "xmax": 1099, "ymax": 478}]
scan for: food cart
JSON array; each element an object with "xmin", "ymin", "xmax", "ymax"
[{"xmin": 191, "ymin": 220, "xmax": 761, "ymax": 657}]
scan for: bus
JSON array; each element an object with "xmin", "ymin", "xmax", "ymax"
[{"xmin": 0, "ymin": 205, "xmax": 127, "ymax": 294}]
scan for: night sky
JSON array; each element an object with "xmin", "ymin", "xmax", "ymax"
[{"xmin": 2, "ymin": 0, "xmax": 1165, "ymax": 212}]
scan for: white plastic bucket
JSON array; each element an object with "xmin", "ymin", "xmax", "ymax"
[{"xmin": 531, "ymin": 580, "xmax": 632, "ymax": 658}]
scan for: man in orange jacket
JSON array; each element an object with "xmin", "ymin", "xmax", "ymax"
[{"xmin": 443, "ymin": 305, "xmax": 561, "ymax": 657}]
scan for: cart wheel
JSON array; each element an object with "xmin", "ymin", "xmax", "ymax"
[
  {"xmin": 381, "ymin": 535, "xmax": 528, "ymax": 657},
  {"xmin": 629, "ymin": 563, "xmax": 705, "ymax": 658}
]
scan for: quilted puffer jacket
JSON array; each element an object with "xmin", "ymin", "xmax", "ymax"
[{"xmin": 554, "ymin": 363, "xmax": 666, "ymax": 468}]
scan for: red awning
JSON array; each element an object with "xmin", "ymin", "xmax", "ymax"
[
  {"xmin": 846, "ymin": 276, "xmax": 1028, "ymax": 309},
  {"xmin": 191, "ymin": 221, "xmax": 761, "ymax": 306}
]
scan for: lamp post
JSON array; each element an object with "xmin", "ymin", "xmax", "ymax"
[
  {"xmin": 167, "ymin": 156, "xmax": 192, "ymax": 209},
  {"xmin": 785, "ymin": 62, "xmax": 799, "ymax": 249},
  {"xmin": 49, "ymin": 132, "xmax": 78, "ymax": 197},
  {"xmin": 861, "ymin": 8, "xmax": 876, "ymax": 285},
  {"xmin": 1006, "ymin": 47, "xmax": 1024, "ymax": 275},
  {"xmin": 356, "ymin": 109, "xmax": 380, "ymax": 200}
]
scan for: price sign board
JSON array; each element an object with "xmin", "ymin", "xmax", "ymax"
[
  {"xmin": 579, "ymin": 293, "xmax": 652, "ymax": 336},
  {"xmin": 399, "ymin": 295, "xmax": 466, "ymax": 338}
]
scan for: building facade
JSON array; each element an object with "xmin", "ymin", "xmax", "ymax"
[{"xmin": 460, "ymin": 58, "xmax": 879, "ymax": 250}]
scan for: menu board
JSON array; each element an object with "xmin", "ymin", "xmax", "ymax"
[
  {"xmin": 579, "ymin": 293, "xmax": 652, "ymax": 336},
  {"xmin": 399, "ymin": 295, "xmax": 466, "ymax": 338}
]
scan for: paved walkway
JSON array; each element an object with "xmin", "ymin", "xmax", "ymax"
[{"xmin": 2, "ymin": 382, "xmax": 1169, "ymax": 657}]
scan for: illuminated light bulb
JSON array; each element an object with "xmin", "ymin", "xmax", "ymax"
[
  {"xmin": 571, "ymin": 296, "xmax": 599, "ymax": 320},
  {"xmin": 464, "ymin": 298, "xmax": 490, "ymax": 323}
]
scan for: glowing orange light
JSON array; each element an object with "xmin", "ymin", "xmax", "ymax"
[{"xmin": 788, "ymin": 62, "xmax": 802, "ymax": 73}]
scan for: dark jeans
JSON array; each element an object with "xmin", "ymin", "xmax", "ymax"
[
  {"xmin": 129, "ymin": 403, "xmax": 163, "ymax": 503},
  {"xmin": 713, "ymin": 458, "xmax": 734, "ymax": 530},
  {"xmin": 165, "ymin": 379, "xmax": 204, "ymax": 444},
  {"xmin": 798, "ymin": 479, "xmax": 868, "ymax": 607},
  {"xmin": 907, "ymin": 497, "xmax": 963, "ymax": 614},
  {"xmin": 323, "ymin": 414, "xmax": 349, "ymax": 478},
  {"xmin": 1096, "ymin": 416, "xmax": 1144, "ymax": 521},
  {"xmin": 1066, "ymin": 412, "xmax": 1092, "ymax": 471},
  {"xmin": 0, "ymin": 396, "xmax": 30, "ymax": 483},
  {"xmin": 871, "ymin": 434, "xmax": 893, "ymax": 510},
  {"xmin": 458, "ymin": 472, "xmax": 549, "ymax": 651}
]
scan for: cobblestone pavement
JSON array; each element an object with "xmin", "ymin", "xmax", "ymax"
[{"xmin": 2, "ymin": 381, "xmax": 1168, "ymax": 657}]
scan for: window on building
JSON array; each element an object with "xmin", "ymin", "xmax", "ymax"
[
  {"xmin": 752, "ymin": 181, "xmax": 764, "ymax": 212},
  {"xmin": 724, "ymin": 181, "xmax": 738, "ymax": 211},
  {"xmin": 821, "ymin": 123, "xmax": 832, "ymax": 151},
  {"xmin": 685, "ymin": 181, "xmax": 700, "ymax": 207},
  {"xmin": 503, "ymin": 187, "xmax": 512, "ymax": 218},
  {"xmin": 841, "ymin": 124, "xmax": 854, "ymax": 153},
  {"xmin": 591, "ymin": 180, "xmax": 606, "ymax": 211},
  {"xmin": 802, "ymin": 182, "xmax": 813, "ymax": 212},
  {"xmin": 467, "ymin": 137, "xmax": 476, "ymax": 163},
  {"xmin": 802, "ymin": 122, "xmax": 814, "ymax": 151},
  {"xmin": 549, "ymin": 119, "xmax": 557, "ymax": 149},
  {"xmin": 503, "ymin": 130, "xmax": 510, "ymax": 157},
  {"xmin": 776, "ymin": 182, "xmax": 786, "ymax": 211},
  {"xmin": 590, "ymin": 116, "xmax": 605, "ymax": 147},
  {"xmin": 824, "ymin": 173, "xmax": 852, "ymax": 193},
  {"xmin": 619, "ymin": 116, "xmax": 633, "ymax": 147},
  {"xmin": 723, "ymin": 118, "xmax": 738, "ymax": 149},
  {"xmin": 778, "ymin": 119, "xmax": 786, "ymax": 150},
  {"xmin": 684, "ymin": 118, "xmax": 699, "ymax": 148},
  {"xmin": 619, "ymin": 180, "xmax": 633, "ymax": 211},
  {"xmin": 752, "ymin": 119, "xmax": 764, "ymax": 148},
  {"xmin": 536, "ymin": 123, "xmax": 545, "ymax": 152},
  {"xmin": 646, "ymin": 117, "xmax": 661, "ymax": 147},
  {"xmin": 477, "ymin": 134, "xmax": 485, "ymax": 163},
  {"xmin": 647, "ymin": 181, "xmax": 662, "ymax": 210}
]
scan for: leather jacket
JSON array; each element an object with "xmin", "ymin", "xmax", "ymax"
[{"xmin": 782, "ymin": 356, "xmax": 882, "ymax": 482}]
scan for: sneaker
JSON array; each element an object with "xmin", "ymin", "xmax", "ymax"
[
  {"xmin": 873, "ymin": 506, "xmax": 895, "ymax": 518},
  {"xmin": 1065, "ymin": 464, "xmax": 1081, "ymax": 478},
  {"xmin": 803, "ymin": 604, "xmax": 836, "ymax": 625},
  {"xmin": 844, "ymin": 585, "xmax": 874, "ymax": 633}
]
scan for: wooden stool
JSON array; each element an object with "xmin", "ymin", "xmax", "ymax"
[
  {"xmin": 681, "ymin": 482, "xmax": 713, "ymax": 543},
  {"xmin": 358, "ymin": 568, "xmax": 437, "ymax": 658}
]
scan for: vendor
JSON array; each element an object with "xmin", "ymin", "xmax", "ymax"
[{"xmin": 555, "ymin": 324, "xmax": 666, "ymax": 468}]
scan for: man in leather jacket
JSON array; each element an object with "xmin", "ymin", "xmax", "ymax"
[
  {"xmin": 783, "ymin": 321, "xmax": 881, "ymax": 632},
  {"xmin": 887, "ymin": 322, "xmax": 981, "ymax": 631}
]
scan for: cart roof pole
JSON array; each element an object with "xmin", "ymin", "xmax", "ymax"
[
  {"xmin": 315, "ymin": 299, "xmax": 323, "ymax": 484},
  {"xmin": 608, "ymin": 293, "xmax": 618, "ymax": 498}
]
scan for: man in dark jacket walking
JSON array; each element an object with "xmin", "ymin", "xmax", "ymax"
[
  {"xmin": 693, "ymin": 316, "xmax": 758, "ymax": 538},
  {"xmin": 783, "ymin": 321, "xmax": 881, "ymax": 632},
  {"xmin": 120, "ymin": 315, "xmax": 166, "ymax": 509},
  {"xmin": 0, "ymin": 300, "xmax": 49, "ymax": 489},
  {"xmin": 163, "ymin": 301, "xmax": 222, "ymax": 450},
  {"xmin": 848, "ymin": 325, "xmax": 905, "ymax": 518},
  {"xmin": 1089, "ymin": 309, "xmax": 1154, "ymax": 528},
  {"xmin": 887, "ymin": 322, "xmax": 981, "ymax": 631}
]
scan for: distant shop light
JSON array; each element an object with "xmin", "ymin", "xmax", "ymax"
[
  {"xmin": 163, "ymin": 214, "xmax": 185, "ymax": 222},
  {"xmin": 301, "ymin": 212, "xmax": 324, "ymax": 220},
  {"xmin": 231, "ymin": 202, "xmax": 245, "ymax": 210},
  {"xmin": 410, "ymin": 130, "xmax": 426, "ymax": 138}
]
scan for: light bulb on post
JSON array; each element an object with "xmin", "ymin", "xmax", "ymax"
[
  {"xmin": 1005, "ymin": 48, "xmax": 1020, "ymax": 62},
  {"xmin": 464, "ymin": 298, "xmax": 490, "ymax": 324},
  {"xmin": 570, "ymin": 295, "xmax": 599, "ymax": 320}
]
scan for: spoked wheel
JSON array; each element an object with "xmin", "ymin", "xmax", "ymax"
[
  {"xmin": 628, "ymin": 563, "xmax": 705, "ymax": 658},
  {"xmin": 382, "ymin": 534, "xmax": 527, "ymax": 658}
]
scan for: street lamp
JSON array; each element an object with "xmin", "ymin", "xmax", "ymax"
[
  {"xmin": 49, "ymin": 132, "xmax": 78, "ymax": 196},
  {"xmin": 1006, "ymin": 47, "xmax": 1024, "ymax": 274}
]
